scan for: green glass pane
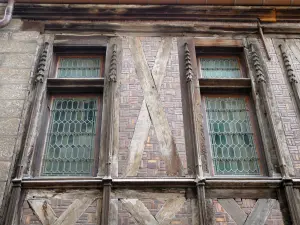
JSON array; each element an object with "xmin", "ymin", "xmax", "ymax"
[
  {"xmin": 42, "ymin": 98, "xmax": 98, "ymax": 176},
  {"xmin": 57, "ymin": 57, "xmax": 101, "ymax": 78},
  {"xmin": 206, "ymin": 97, "xmax": 260, "ymax": 175},
  {"xmin": 200, "ymin": 58, "xmax": 241, "ymax": 78}
]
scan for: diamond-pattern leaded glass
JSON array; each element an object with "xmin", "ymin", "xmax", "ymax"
[
  {"xmin": 200, "ymin": 58, "xmax": 241, "ymax": 78},
  {"xmin": 42, "ymin": 98, "xmax": 98, "ymax": 176},
  {"xmin": 57, "ymin": 57, "xmax": 101, "ymax": 78},
  {"xmin": 205, "ymin": 97, "xmax": 260, "ymax": 175}
]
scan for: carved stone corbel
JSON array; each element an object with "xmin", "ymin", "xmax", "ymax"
[
  {"xmin": 184, "ymin": 43, "xmax": 194, "ymax": 82},
  {"xmin": 35, "ymin": 42, "xmax": 49, "ymax": 83}
]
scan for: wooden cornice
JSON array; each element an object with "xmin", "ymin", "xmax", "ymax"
[{"xmin": 10, "ymin": 4, "xmax": 300, "ymax": 23}]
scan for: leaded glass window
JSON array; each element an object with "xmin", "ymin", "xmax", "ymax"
[
  {"xmin": 57, "ymin": 57, "xmax": 101, "ymax": 78},
  {"xmin": 42, "ymin": 97, "xmax": 99, "ymax": 176},
  {"xmin": 205, "ymin": 97, "xmax": 260, "ymax": 175},
  {"xmin": 199, "ymin": 57, "xmax": 241, "ymax": 78}
]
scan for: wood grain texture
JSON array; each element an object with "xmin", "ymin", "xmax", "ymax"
[
  {"xmin": 218, "ymin": 199, "xmax": 247, "ymax": 225},
  {"xmin": 125, "ymin": 37, "xmax": 172, "ymax": 177},
  {"xmin": 155, "ymin": 197, "xmax": 186, "ymax": 225},
  {"xmin": 28, "ymin": 200, "xmax": 57, "ymax": 225},
  {"xmin": 121, "ymin": 199, "xmax": 159, "ymax": 225},
  {"xmin": 244, "ymin": 199, "xmax": 276, "ymax": 225},
  {"xmin": 128, "ymin": 37, "xmax": 183, "ymax": 176}
]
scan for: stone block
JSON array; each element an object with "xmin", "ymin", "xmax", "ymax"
[
  {"xmin": 0, "ymin": 84, "xmax": 27, "ymax": 100},
  {"xmin": 0, "ymin": 161, "xmax": 11, "ymax": 180},
  {"xmin": 0, "ymin": 118, "xmax": 20, "ymax": 135},
  {"xmin": 0, "ymin": 136, "xmax": 16, "ymax": 160},
  {"xmin": 0, "ymin": 32, "xmax": 9, "ymax": 41},
  {"xmin": 0, "ymin": 68, "xmax": 32, "ymax": 83},
  {"xmin": 0, "ymin": 100, "xmax": 24, "ymax": 117},
  {"xmin": 0, "ymin": 42, "xmax": 37, "ymax": 53},
  {"xmin": 11, "ymin": 31, "xmax": 40, "ymax": 42},
  {"xmin": 1, "ymin": 54, "xmax": 35, "ymax": 69}
]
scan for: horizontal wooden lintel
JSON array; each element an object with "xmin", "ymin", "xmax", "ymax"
[
  {"xmin": 199, "ymin": 78, "xmax": 252, "ymax": 93},
  {"xmin": 47, "ymin": 78, "xmax": 104, "ymax": 93}
]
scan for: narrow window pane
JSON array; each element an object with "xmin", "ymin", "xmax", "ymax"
[
  {"xmin": 42, "ymin": 97, "xmax": 98, "ymax": 176},
  {"xmin": 57, "ymin": 57, "xmax": 101, "ymax": 78},
  {"xmin": 200, "ymin": 58, "xmax": 241, "ymax": 78},
  {"xmin": 205, "ymin": 97, "xmax": 260, "ymax": 175}
]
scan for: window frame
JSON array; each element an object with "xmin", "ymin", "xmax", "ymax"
[
  {"xmin": 197, "ymin": 49, "xmax": 267, "ymax": 177},
  {"xmin": 32, "ymin": 46, "xmax": 106, "ymax": 177}
]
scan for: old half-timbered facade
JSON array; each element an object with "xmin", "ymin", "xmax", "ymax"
[{"xmin": 1, "ymin": 0, "xmax": 300, "ymax": 224}]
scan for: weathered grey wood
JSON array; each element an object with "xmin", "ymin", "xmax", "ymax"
[
  {"xmin": 191, "ymin": 199, "xmax": 200, "ymax": 225},
  {"xmin": 155, "ymin": 197, "xmax": 185, "ymax": 225},
  {"xmin": 244, "ymin": 199, "xmax": 276, "ymax": 225},
  {"xmin": 284, "ymin": 184, "xmax": 300, "ymax": 225},
  {"xmin": 101, "ymin": 183, "xmax": 112, "ymax": 225},
  {"xmin": 206, "ymin": 188, "xmax": 277, "ymax": 199},
  {"xmin": 112, "ymin": 189, "xmax": 185, "ymax": 199},
  {"xmin": 53, "ymin": 197, "xmax": 96, "ymax": 225},
  {"xmin": 129, "ymin": 37, "xmax": 183, "ymax": 176},
  {"xmin": 242, "ymin": 42, "xmax": 277, "ymax": 176},
  {"xmin": 120, "ymin": 199, "xmax": 159, "ymax": 225},
  {"xmin": 28, "ymin": 199, "xmax": 57, "ymax": 225},
  {"xmin": 125, "ymin": 37, "xmax": 172, "ymax": 177},
  {"xmin": 218, "ymin": 199, "xmax": 247, "ymax": 225},
  {"xmin": 108, "ymin": 199, "xmax": 118, "ymax": 225},
  {"xmin": 279, "ymin": 42, "xmax": 300, "ymax": 114},
  {"xmin": 248, "ymin": 41, "xmax": 295, "ymax": 177}
]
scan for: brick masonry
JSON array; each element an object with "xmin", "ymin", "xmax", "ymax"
[
  {"xmin": 118, "ymin": 37, "xmax": 186, "ymax": 177},
  {"xmin": 213, "ymin": 198, "xmax": 285, "ymax": 225},
  {"xmin": 257, "ymin": 38, "xmax": 300, "ymax": 176}
]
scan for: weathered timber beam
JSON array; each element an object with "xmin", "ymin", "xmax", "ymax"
[
  {"xmin": 113, "ymin": 178, "xmax": 195, "ymax": 188},
  {"xmin": 206, "ymin": 189, "xmax": 277, "ymax": 199},
  {"xmin": 47, "ymin": 78, "xmax": 104, "ymax": 93},
  {"xmin": 199, "ymin": 78, "xmax": 252, "ymax": 93},
  {"xmin": 205, "ymin": 179, "xmax": 281, "ymax": 188},
  {"xmin": 10, "ymin": 4, "xmax": 300, "ymax": 22},
  {"xmin": 258, "ymin": 20, "xmax": 271, "ymax": 60},
  {"xmin": 279, "ymin": 43, "xmax": 300, "ymax": 113}
]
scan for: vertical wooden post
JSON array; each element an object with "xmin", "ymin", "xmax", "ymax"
[{"xmin": 279, "ymin": 44, "xmax": 300, "ymax": 113}]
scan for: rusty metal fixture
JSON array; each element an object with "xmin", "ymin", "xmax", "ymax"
[
  {"xmin": 0, "ymin": 0, "xmax": 15, "ymax": 28},
  {"xmin": 13, "ymin": 0, "xmax": 300, "ymax": 5}
]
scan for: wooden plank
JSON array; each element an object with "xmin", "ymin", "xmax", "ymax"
[
  {"xmin": 191, "ymin": 199, "xmax": 200, "ymax": 225},
  {"xmin": 155, "ymin": 197, "xmax": 186, "ymax": 225},
  {"xmin": 53, "ymin": 197, "xmax": 96, "ymax": 225},
  {"xmin": 112, "ymin": 189, "xmax": 185, "ymax": 200},
  {"xmin": 108, "ymin": 199, "xmax": 118, "ymax": 225},
  {"xmin": 194, "ymin": 38, "xmax": 243, "ymax": 47},
  {"xmin": 218, "ymin": 199, "xmax": 247, "ymax": 225},
  {"xmin": 120, "ymin": 199, "xmax": 159, "ymax": 225},
  {"xmin": 129, "ymin": 37, "xmax": 183, "ymax": 176},
  {"xmin": 244, "ymin": 199, "xmax": 276, "ymax": 225},
  {"xmin": 125, "ymin": 37, "xmax": 172, "ymax": 177},
  {"xmin": 206, "ymin": 189, "xmax": 277, "ymax": 199},
  {"xmin": 28, "ymin": 199, "xmax": 57, "ymax": 225}
]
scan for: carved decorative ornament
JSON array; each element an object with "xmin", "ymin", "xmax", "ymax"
[
  {"xmin": 279, "ymin": 44, "xmax": 298, "ymax": 84},
  {"xmin": 184, "ymin": 43, "xmax": 194, "ymax": 82},
  {"xmin": 250, "ymin": 44, "xmax": 266, "ymax": 84},
  {"xmin": 108, "ymin": 44, "xmax": 117, "ymax": 83},
  {"xmin": 35, "ymin": 42, "xmax": 49, "ymax": 83}
]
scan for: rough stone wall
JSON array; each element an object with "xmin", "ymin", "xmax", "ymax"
[{"xmin": 0, "ymin": 17, "xmax": 41, "ymax": 214}]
